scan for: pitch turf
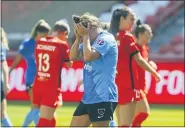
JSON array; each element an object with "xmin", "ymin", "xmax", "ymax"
[{"xmin": 5, "ymin": 101, "xmax": 184, "ymax": 127}]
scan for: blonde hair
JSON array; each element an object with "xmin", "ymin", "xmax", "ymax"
[
  {"xmin": 53, "ymin": 19, "xmax": 70, "ymax": 35},
  {"xmin": 30, "ymin": 19, "xmax": 51, "ymax": 39},
  {"xmin": 1, "ymin": 27, "xmax": 9, "ymax": 50},
  {"xmin": 80, "ymin": 12, "xmax": 100, "ymax": 28}
]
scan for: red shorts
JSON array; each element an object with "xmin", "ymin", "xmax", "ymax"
[
  {"xmin": 33, "ymin": 86, "xmax": 62, "ymax": 108},
  {"xmin": 118, "ymin": 88, "xmax": 146, "ymax": 104}
]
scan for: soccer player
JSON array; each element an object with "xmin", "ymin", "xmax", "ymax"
[
  {"xmin": 9, "ymin": 19, "xmax": 51, "ymax": 126},
  {"xmin": 33, "ymin": 19, "xmax": 72, "ymax": 127},
  {"xmin": 132, "ymin": 20, "xmax": 157, "ymax": 127},
  {"xmin": 1, "ymin": 27, "xmax": 13, "ymax": 127},
  {"xmin": 70, "ymin": 12, "xmax": 118, "ymax": 127},
  {"xmin": 109, "ymin": 7, "xmax": 162, "ymax": 127}
]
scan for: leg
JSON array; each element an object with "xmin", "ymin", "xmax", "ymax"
[
  {"xmin": 70, "ymin": 114, "xmax": 91, "ymax": 127},
  {"xmin": 109, "ymin": 106, "xmax": 118, "ymax": 127},
  {"xmin": 92, "ymin": 121, "xmax": 110, "ymax": 127},
  {"xmin": 132, "ymin": 96, "xmax": 150, "ymax": 127},
  {"xmin": 29, "ymin": 88, "xmax": 40, "ymax": 125},
  {"xmin": 1, "ymin": 98, "xmax": 13, "ymax": 127},
  {"xmin": 37, "ymin": 90, "xmax": 63, "ymax": 127},
  {"xmin": 37, "ymin": 105, "xmax": 56, "ymax": 127},
  {"xmin": 115, "ymin": 106, "xmax": 120, "ymax": 126},
  {"xmin": 119, "ymin": 101, "xmax": 136, "ymax": 127},
  {"xmin": 70, "ymin": 102, "xmax": 91, "ymax": 127},
  {"xmin": 89, "ymin": 102, "xmax": 117, "ymax": 127},
  {"xmin": 22, "ymin": 87, "xmax": 40, "ymax": 126}
]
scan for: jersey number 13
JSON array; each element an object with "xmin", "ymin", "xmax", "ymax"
[{"xmin": 38, "ymin": 53, "xmax": 50, "ymax": 72}]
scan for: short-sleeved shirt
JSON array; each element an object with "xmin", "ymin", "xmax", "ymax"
[
  {"xmin": 79, "ymin": 31, "xmax": 118, "ymax": 104},
  {"xmin": 136, "ymin": 43, "xmax": 149, "ymax": 92},
  {"xmin": 116, "ymin": 30, "xmax": 139, "ymax": 90},
  {"xmin": 18, "ymin": 38, "xmax": 37, "ymax": 85},
  {"xmin": 34, "ymin": 36, "xmax": 70, "ymax": 92}
]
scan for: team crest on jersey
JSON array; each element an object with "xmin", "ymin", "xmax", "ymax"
[{"xmin": 97, "ymin": 39, "xmax": 104, "ymax": 46}]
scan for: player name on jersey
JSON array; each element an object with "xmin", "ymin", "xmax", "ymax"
[
  {"xmin": 38, "ymin": 71, "xmax": 51, "ymax": 78},
  {"xmin": 36, "ymin": 44, "xmax": 56, "ymax": 51}
]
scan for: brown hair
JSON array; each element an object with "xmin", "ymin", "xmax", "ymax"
[
  {"xmin": 101, "ymin": 22, "xmax": 110, "ymax": 31},
  {"xmin": 30, "ymin": 19, "xmax": 51, "ymax": 39},
  {"xmin": 134, "ymin": 19, "xmax": 152, "ymax": 38},
  {"xmin": 109, "ymin": 6, "xmax": 135, "ymax": 37},
  {"xmin": 1, "ymin": 27, "xmax": 9, "ymax": 50},
  {"xmin": 53, "ymin": 19, "xmax": 70, "ymax": 35}
]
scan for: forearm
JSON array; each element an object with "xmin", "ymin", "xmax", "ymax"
[
  {"xmin": 2, "ymin": 61, "xmax": 9, "ymax": 85},
  {"xmin": 137, "ymin": 57, "xmax": 158, "ymax": 77},
  {"xmin": 69, "ymin": 38, "xmax": 81, "ymax": 60},
  {"xmin": 9, "ymin": 54, "xmax": 22, "ymax": 73},
  {"xmin": 83, "ymin": 35, "xmax": 92, "ymax": 61}
]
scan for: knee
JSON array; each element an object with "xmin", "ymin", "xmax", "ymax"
[{"xmin": 1, "ymin": 110, "xmax": 7, "ymax": 119}]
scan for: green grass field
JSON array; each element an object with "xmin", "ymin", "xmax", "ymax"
[{"xmin": 5, "ymin": 101, "xmax": 184, "ymax": 127}]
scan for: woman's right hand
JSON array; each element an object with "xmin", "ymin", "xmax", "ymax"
[
  {"xmin": 155, "ymin": 73, "xmax": 162, "ymax": 83},
  {"xmin": 74, "ymin": 24, "xmax": 80, "ymax": 40},
  {"xmin": 4, "ymin": 84, "xmax": 10, "ymax": 95}
]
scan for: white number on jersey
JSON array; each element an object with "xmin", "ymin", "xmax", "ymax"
[{"xmin": 38, "ymin": 53, "xmax": 50, "ymax": 72}]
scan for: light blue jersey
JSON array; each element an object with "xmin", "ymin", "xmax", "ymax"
[
  {"xmin": 79, "ymin": 31, "xmax": 118, "ymax": 104},
  {"xmin": 18, "ymin": 38, "xmax": 36, "ymax": 85}
]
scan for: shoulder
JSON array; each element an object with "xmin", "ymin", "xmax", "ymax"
[
  {"xmin": 21, "ymin": 38, "xmax": 35, "ymax": 46},
  {"xmin": 98, "ymin": 32, "xmax": 116, "ymax": 44},
  {"xmin": 124, "ymin": 32, "xmax": 135, "ymax": 40}
]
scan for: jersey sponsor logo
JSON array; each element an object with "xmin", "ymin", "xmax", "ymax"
[
  {"xmin": 37, "ymin": 44, "xmax": 56, "ymax": 51},
  {"xmin": 84, "ymin": 63, "xmax": 93, "ymax": 72},
  {"xmin": 97, "ymin": 108, "xmax": 105, "ymax": 118}
]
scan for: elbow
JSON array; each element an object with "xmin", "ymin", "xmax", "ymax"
[
  {"xmin": 69, "ymin": 53, "xmax": 77, "ymax": 61},
  {"xmin": 67, "ymin": 61, "xmax": 73, "ymax": 68},
  {"xmin": 69, "ymin": 56, "xmax": 75, "ymax": 61},
  {"xmin": 83, "ymin": 54, "xmax": 92, "ymax": 62}
]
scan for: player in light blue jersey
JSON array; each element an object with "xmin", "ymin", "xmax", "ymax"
[
  {"xmin": 1, "ymin": 27, "xmax": 13, "ymax": 127},
  {"xmin": 70, "ymin": 13, "xmax": 118, "ymax": 127},
  {"xmin": 9, "ymin": 20, "xmax": 51, "ymax": 127}
]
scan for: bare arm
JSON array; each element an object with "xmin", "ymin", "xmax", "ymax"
[
  {"xmin": 65, "ymin": 61, "xmax": 73, "ymax": 68},
  {"xmin": 9, "ymin": 54, "xmax": 23, "ymax": 73},
  {"xmin": 148, "ymin": 60, "xmax": 157, "ymax": 70},
  {"xmin": 133, "ymin": 53, "xmax": 161, "ymax": 82},
  {"xmin": 2, "ymin": 60, "xmax": 10, "ymax": 95},
  {"xmin": 69, "ymin": 38, "xmax": 83, "ymax": 61},
  {"xmin": 83, "ymin": 35, "xmax": 100, "ymax": 62}
]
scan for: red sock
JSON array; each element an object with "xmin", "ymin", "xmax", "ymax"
[
  {"xmin": 49, "ymin": 116, "xmax": 56, "ymax": 127},
  {"xmin": 36, "ymin": 118, "xmax": 50, "ymax": 127},
  {"xmin": 120, "ymin": 125, "xmax": 129, "ymax": 127},
  {"xmin": 132, "ymin": 112, "xmax": 149, "ymax": 127}
]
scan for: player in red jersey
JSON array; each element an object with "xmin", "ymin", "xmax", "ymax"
[
  {"xmin": 109, "ymin": 6, "xmax": 161, "ymax": 127},
  {"xmin": 131, "ymin": 20, "xmax": 157, "ymax": 127},
  {"xmin": 33, "ymin": 19, "xmax": 72, "ymax": 127}
]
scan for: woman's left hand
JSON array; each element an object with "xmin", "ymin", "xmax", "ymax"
[{"xmin": 76, "ymin": 23, "xmax": 89, "ymax": 36}]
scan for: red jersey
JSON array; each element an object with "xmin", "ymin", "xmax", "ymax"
[
  {"xmin": 136, "ymin": 43, "xmax": 149, "ymax": 93},
  {"xmin": 34, "ymin": 36, "xmax": 69, "ymax": 91},
  {"xmin": 116, "ymin": 30, "xmax": 139, "ymax": 90}
]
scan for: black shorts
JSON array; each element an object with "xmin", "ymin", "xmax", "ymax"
[
  {"xmin": 1, "ymin": 91, "xmax": 5, "ymax": 102},
  {"xmin": 73, "ymin": 102, "xmax": 117, "ymax": 122},
  {"xmin": 1, "ymin": 81, "xmax": 5, "ymax": 102}
]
